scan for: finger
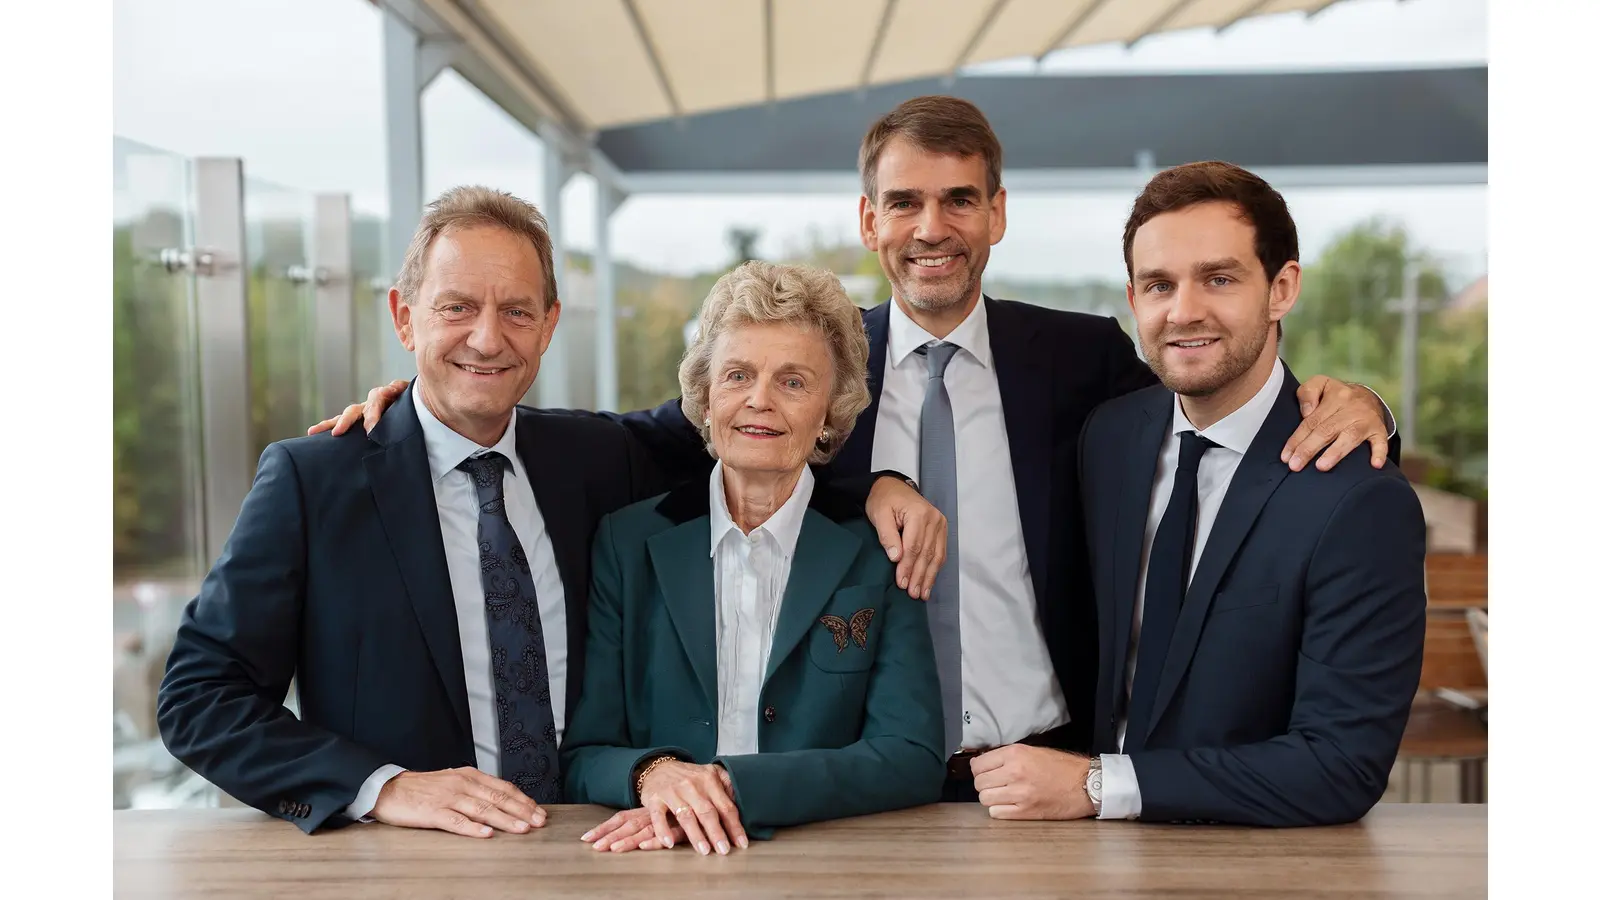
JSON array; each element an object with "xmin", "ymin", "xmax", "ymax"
[
  {"xmin": 1366, "ymin": 428, "xmax": 1389, "ymax": 470},
  {"xmin": 972, "ymin": 765, "xmax": 1012, "ymax": 793},
  {"xmin": 307, "ymin": 417, "xmax": 339, "ymax": 436},
  {"xmin": 1313, "ymin": 428, "xmax": 1370, "ymax": 472},
  {"xmin": 872, "ymin": 507, "xmax": 904, "ymax": 567},
  {"xmin": 706, "ymin": 776, "xmax": 747, "ymax": 851},
  {"xmin": 461, "ymin": 771, "xmax": 545, "ymax": 826},
  {"xmin": 1296, "ymin": 376, "xmax": 1329, "ymax": 416},
  {"xmin": 1283, "ymin": 418, "xmax": 1337, "ymax": 471},
  {"xmin": 583, "ymin": 810, "xmax": 632, "ymax": 844},
  {"xmin": 986, "ymin": 803, "xmax": 1026, "ymax": 820},
  {"xmin": 593, "ymin": 817, "xmax": 646, "ymax": 852},
  {"xmin": 435, "ymin": 808, "xmax": 494, "ymax": 839},
  {"xmin": 908, "ymin": 515, "xmax": 941, "ymax": 601},
  {"xmin": 325, "ymin": 403, "xmax": 361, "ymax": 437},
  {"xmin": 898, "ymin": 514, "xmax": 926, "ymax": 596},
  {"xmin": 1279, "ymin": 413, "xmax": 1322, "ymax": 467},
  {"xmin": 669, "ymin": 790, "xmax": 714, "ymax": 856},
  {"xmin": 605, "ymin": 823, "xmax": 654, "ymax": 853},
  {"xmin": 682, "ymin": 784, "xmax": 729, "ymax": 856},
  {"xmin": 967, "ymin": 747, "xmax": 1013, "ymax": 778},
  {"xmin": 649, "ymin": 798, "xmax": 677, "ymax": 851},
  {"xmin": 977, "ymin": 784, "xmax": 1026, "ymax": 808},
  {"xmin": 450, "ymin": 794, "xmax": 531, "ymax": 835}
]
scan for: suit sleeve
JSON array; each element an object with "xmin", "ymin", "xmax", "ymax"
[
  {"xmin": 156, "ymin": 444, "xmax": 389, "ymax": 834},
  {"xmin": 540, "ymin": 398, "xmax": 716, "ymax": 491},
  {"xmin": 712, "ymin": 583, "xmax": 947, "ymax": 832},
  {"xmin": 560, "ymin": 516, "xmax": 692, "ymax": 808},
  {"xmin": 1127, "ymin": 475, "xmax": 1427, "ymax": 826}
]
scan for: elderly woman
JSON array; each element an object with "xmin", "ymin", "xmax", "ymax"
[{"xmin": 562, "ymin": 261, "xmax": 944, "ymax": 855}]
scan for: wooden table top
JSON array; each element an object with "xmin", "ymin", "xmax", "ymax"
[{"xmin": 115, "ymin": 802, "xmax": 1486, "ymax": 899}]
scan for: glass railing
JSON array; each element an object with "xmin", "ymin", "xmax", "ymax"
[
  {"xmin": 246, "ymin": 178, "xmax": 320, "ymax": 462},
  {"xmin": 112, "ymin": 137, "xmax": 209, "ymax": 809}
]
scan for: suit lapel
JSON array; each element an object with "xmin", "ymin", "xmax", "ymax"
[
  {"xmin": 515, "ymin": 414, "xmax": 591, "ymax": 717},
  {"xmin": 1110, "ymin": 393, "xmax": 1171, "ymax": 720},
  {"xmin": 832, "ymin": 302, "xmax": 888, "ymax": 475},
  {"xmin": 1146, "ymin": 374, "xmax": 1300, "ymax": 733},
  {"xmin": 646, "ymin": 517, "xmax": 718, "ymax": 707},
  {"xmin": 764, "ymin": 509, "xmax": 862, "ymax": 682},
  {"xmin": 986, "ymin": 297, "xmax": 1053, "ymax": 605},
  {"xmin": 363, "ymin": 388, "xmax": 472, "ymax": 737}
]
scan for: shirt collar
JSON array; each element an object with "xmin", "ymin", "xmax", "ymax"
[
  {"xmin": 887, "ymin": 293, "xmax": 993, "ymax": 370},
  {"xmin": 1171, "ymin": 357, "xmax": 1285, "ymax": 455},
  {"xmin": 412, "ymin": 382, "xmax": 525, "ymax": 485},
  {"xmin": 708, "ymin": 460, "xmax": 815, "ymax": 559}
]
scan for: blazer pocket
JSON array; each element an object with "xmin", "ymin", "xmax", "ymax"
[
  {"xmin": 1211, "ymin": 584, "xmax": 1280, "ymax": 613},
  {"xmin": 807, "ymin": 586, "xmax": 884, "ymax": 674}
]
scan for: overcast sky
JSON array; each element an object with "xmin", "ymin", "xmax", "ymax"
[{"xmin": 113, "ymin": 0, "xmax": 1487, "ymax": 285}]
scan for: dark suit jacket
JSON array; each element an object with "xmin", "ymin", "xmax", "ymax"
[
  {"xmin": 580, "ymin": 297, "xmax": 1161, "ymax": 751},
  {"xmin": 1079, "ymin": 368, "xmax": 1427, "ymax": 826},
  {"xmin": 157, "ymin": 386, "xmax": 659, "ymax": 833},
  {"xmin": 561, "ymin": 480, "xmax": 945, "ymax": 839}
]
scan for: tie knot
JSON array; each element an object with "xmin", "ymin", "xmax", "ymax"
[
  {"xmin": 917, "ymin": 341, "xmax": 960, "ymax": 379},
  {"xmin": 1177, "ymin": 431, "xmax": 1217, "ymax": 472},
  {"xmin": 457, "ymin": 451, "xmax": 509, "ymax": 487}
]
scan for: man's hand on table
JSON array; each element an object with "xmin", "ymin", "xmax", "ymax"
[
  {"xmin": 369, "ymin": 767, "xmax": 547, "ymax": 838},
  {"xmin": 971, "ymin": 745, "xmax": 1095, "ymax": 821}
]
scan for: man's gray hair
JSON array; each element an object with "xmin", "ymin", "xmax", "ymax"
[{"xmin": 394, "ymin": 186, "xmax": 558, "ymax": 309}]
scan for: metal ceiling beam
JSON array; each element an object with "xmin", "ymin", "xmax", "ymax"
[
  {"xmin": 949, "ymin": 0, "xmax": 1011, "ymax": 75},
  {"xmin": 1216, "ymin": 0, "xmax": 1276, "ymax": 35},
  {"xmin": 860, "ymin": 0, "xmax": 898, "ymax": 88},
  {"xmin": 620, "ymin": 0, "xmax": 682, "ymax": 118},
  {"xmin": 1035, "ymin": 0, "xmax": 1113, "ymax": 61},
  {"xmin": 1126, "ymin": 0, "xmax": 1201, "ymax": 49}
]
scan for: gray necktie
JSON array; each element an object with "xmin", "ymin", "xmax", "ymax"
[{"xmin": 917, "ymin": 341, "xmax": 962, "ymax": 756}]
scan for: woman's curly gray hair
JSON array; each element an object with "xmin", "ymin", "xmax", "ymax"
[{"xmin": 679, "ymin": 261, "xmax": 871, "ymax": 465}]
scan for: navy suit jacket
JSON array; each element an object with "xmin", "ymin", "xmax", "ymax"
[
  {"xmin": 580, "ymin": 297, "xmax": 1163, "ymax": 750},
  {"xmin": 157, "ymin": 386, "xmax": 660, "ymax": 833},
  {"xmin": 1079, "ymin": 368, "xmax": 1426, "ymax": 826}
]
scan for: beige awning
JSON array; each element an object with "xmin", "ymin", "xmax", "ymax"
[{"xmin": 427, "ymin": 0, "xmax": 1349, "ymax": 131}]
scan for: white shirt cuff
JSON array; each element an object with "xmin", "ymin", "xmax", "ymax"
[
  {"xmin": 1358, "ymin": 384, "xmax": 1398, "ymax": 438},
  {"xmin": 1097, "ymin": 754, "xmax": 1142, "ymax": 820},
  {"xmin": 343, "ymin": 764, "xmax": 406, "ymax": 823}
]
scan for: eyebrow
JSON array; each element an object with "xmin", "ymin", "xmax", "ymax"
[
  {"xmin": 879, "ymin": 185, "xmax": 983, "ymax": 205},
  {"xmin": 722, "ymin": 357, "xmax": 820, "ymax": 377},
  {"xmin": 434, "ymin": 289, "xmax": 536, "ymax": 307},
  {"xmin": 1134, "ymin": 258, "xmax": 1249, "ymax": 283}
]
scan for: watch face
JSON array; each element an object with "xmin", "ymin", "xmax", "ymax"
[{"xmin": 1087, "ymin": 770, "xmax": 1103, "ymax": 799}]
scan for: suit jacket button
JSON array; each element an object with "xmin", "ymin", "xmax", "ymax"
[{"xmin": 764, "ymin": 707, "xmax": 776, "ymax": 723}]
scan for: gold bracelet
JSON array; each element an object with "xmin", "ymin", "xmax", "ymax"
[{"xmin": 634, "ymin": 754, "xmax": 675, "ymax": 801}]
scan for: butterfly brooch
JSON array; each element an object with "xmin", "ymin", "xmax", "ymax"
[{"xmin": 819, "ymin": 608, "xmax": 875, "ymax": 653}]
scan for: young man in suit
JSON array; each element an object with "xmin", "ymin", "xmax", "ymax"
[
  {"xmin": 317, "ymin": 97, "xmax": 1398, "ymax": 802},
  {"xmin": 970, "ymin": 161, "xmax": 1426, "ymax": 826}
]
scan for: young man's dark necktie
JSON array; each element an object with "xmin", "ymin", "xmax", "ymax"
[
  {"xmin": 1124, "ymin": 430, "xmax": 1216, "ymax": 753},
  {"xmin": 457, "ymin": 452, "xmax": 560, "ymax": 803}
]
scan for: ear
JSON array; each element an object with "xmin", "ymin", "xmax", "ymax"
[
  {"xmin": 389, "ymin": 288, "xmax": 415, "ymax": 351},
  {"xmin": 859, "ymin": 194, "xmax": 879, "ymax": 252},
  {"xmin": 988, "ymin": 185, "xmax": 1008, "ymax": 246},
  {"xmin": 1125, "ymin": 280, "xmax": 1136, "ymax": 316},
  {"xmin": 537, "ymin": 299, "xmax": 562, "ymax": 356},
  {"xmin": 1268, "ymin": 260, "xmax": 1301, "ymax": 326}
]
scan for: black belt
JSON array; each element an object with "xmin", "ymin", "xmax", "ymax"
[{"xmin": 945, "ymin": 723, "xmax": 1074, "ymax": 780}]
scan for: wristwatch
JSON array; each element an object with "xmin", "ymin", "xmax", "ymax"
[{"xmin": 1085, "ymin": 756, "xmax": 1103, "ymax": 817}]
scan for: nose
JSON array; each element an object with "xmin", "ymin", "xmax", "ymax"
[
  {"xmin": 1166, "ymin": 281, "xmax": 1206, "ymax": 326},
  {"xmin": 466, "ymin": 307, "xmax": 506, "ymax": 357},
  {"xmin": 913, "ymin": 203, "xmax": 953, "ymax": 246},
  {"xmin": 745, "ymin": 375, "xmax": 776, "ymax": 411}
]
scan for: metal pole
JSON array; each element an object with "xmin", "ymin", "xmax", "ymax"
[
  {"xmin": 536, "ymin": 135, "xmax": 570, "ymax": 408},
  {"xmin": 382, "ymin": 3, "xmax": 423, "ymax": 384},
  {"xmin": 1399, "ymin": 259, "xmax": 1420, "ymax": 450},
  {"xmin": 190, "ymin": 158, "xmax": 252, "ymax": 569},
  {"xmin": 594, "ymin": 178, "xmax": 619, "ymax": 412},
  {"xmin": 312, "ymin": 193, "xmax": 354, "ymax": 414}
]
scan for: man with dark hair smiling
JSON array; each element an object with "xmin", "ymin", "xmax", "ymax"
[{"xmin": 969, "ymin": 161, "xmax": 1426, "ymax": 827}]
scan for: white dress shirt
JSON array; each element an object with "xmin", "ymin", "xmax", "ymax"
[
  {"xmin": 708, "ymin": 461, "xmax": 813, "ymax": 757},
  {"xmin": 343, "ymin": 386, "xmax": 568, "ymax": 821},
  {"xmin": 1097, "ymin": 358, "xmax": 1286, "ymax": 820},
  {"xmin": 869, "ymin": 297, "xmax": 1071, "ymax": 750}
]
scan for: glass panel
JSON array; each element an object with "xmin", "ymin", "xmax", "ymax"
[
  {"xmin": 351, "ymin": 209, "xmax": 388, "ymax": 400},
  {"xmin": 245, "ymin": 179, "xmax": 319, "ymax": 462},
  {"xmin": 112, "ymin": 137, "xmax": 207, "ymax": 809}
]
